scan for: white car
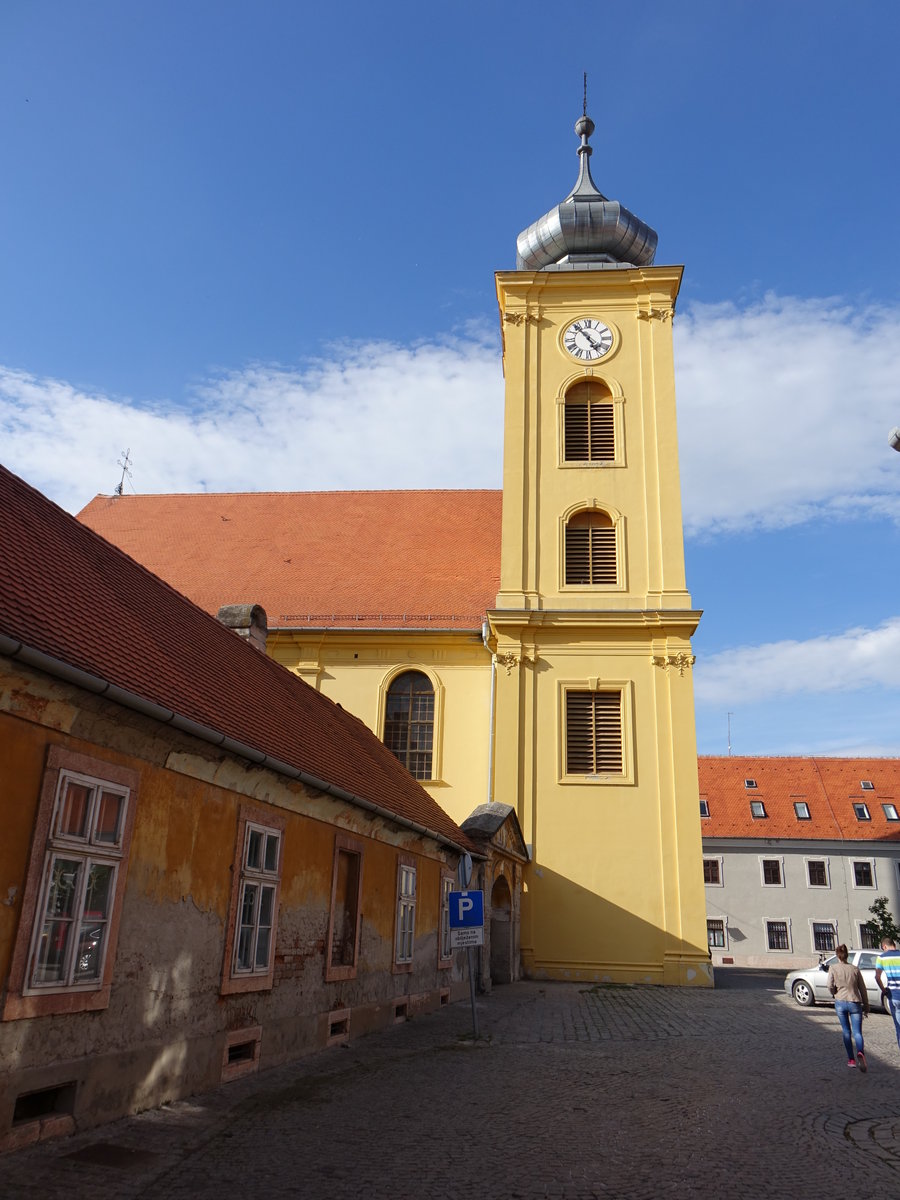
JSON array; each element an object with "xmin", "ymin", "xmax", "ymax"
[{"xmin": 784, "ymin": 949, "xmax": 888, "ymax": 1010}]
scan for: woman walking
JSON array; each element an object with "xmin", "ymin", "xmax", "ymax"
[{"xmin": 828, "ymin": 944, "xmax": 870, "ymax": 1070}]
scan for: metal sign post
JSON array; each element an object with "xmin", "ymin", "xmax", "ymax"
[{"xmin": 449, "ymin": 884, "xmax": 484, "ymax": 1039}]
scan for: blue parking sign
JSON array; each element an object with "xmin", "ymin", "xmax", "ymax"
[{"xmin": 448, "ymin": 890, "xmax": 484, "ymax": 929}]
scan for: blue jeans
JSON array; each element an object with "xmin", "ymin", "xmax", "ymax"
[
  {"xmin": 835, "ymin": 1000, "xmax": 864, "ymax": 1060},
  {"xmin": 885, "ymin": 989, "xmax": 900, "ymax": 1050}
]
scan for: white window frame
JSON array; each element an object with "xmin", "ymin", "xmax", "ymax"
[
  {"xmin": 851, "ymin": 858, "xmax": 876, "ymax": 890},
  {"xmin": 707, "ymin": 917, "xmax": 727, "ymax": 950},
  {"xmin": 699, "ymin": 799, "xmax": 710, "ymax": 818},
  {"xmin": 749, "ymin": 801, "xmax": 767, "ymax": 819},
  {"xmin": 793, "ymin": 801, "xmax": 811, "ymax": 820},
  {"xmin": 853, "ymin": 802, "xmax": 871, "ymax": 821},
  {"xmin": 765, "ymin": 918, "xmax": 792, "ymax": 953},
  {"xmin": 394, "ymin": 860, "xmax": 417, "ymax": 968},
  {"xmin": 804, "ymin": 856, "xmax": 830, "ymax": 889},
  {"xmin": 232, "ymin": 821, "xmax": 282, "ymax": 978},
  {"xmin": 25, "ymin": 769, "xmax": 131, "ymax": 995},
  {"xmin": 759, "ymin": 856, "xmax": 784, "ymax": 888},
  {"xmin": 883, "ymin": 803, "xmax": 899, "ymax": 822},
  {"xmin": 809, "ymin": 919, "xmax": 838, "ymax": 954},
  {"xmin": 703, "ymin": 856, "xmax": 723, "ymax": 887}
]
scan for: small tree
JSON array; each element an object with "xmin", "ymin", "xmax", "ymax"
[{"xmin": 864, "ymin": 896, "xmax": 900, "ymax": 946}]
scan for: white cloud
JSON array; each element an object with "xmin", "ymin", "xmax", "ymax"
[
  {"xmin": 675, "ymin": 295, "xmax": 900, "ymax": 535},
  {"xmin": 1, "ymin": 294, "xmax": 899, "ymax": 533},
  {"xmin": 0, "ymin": 330, "xmax": 505, "ymax": 514},
  {"xmin": 695, "ymin": 617, "xmax": 900, "ymax": 706}
]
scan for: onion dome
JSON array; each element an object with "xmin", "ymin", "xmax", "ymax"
[{"xmin": 516, "ymin": 115, "xmax": 657, "ymax": 271}]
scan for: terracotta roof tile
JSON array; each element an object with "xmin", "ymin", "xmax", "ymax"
[
  {"xmin": 78, "ymin": 490, "xmax": 503, "ymax": 630},
  {"xmin": 0, "ymin": 465, "xmax": 472, "ymax": 851},
  {"xmin": 699, "ymin": 756, "xmax": 900, "ymax": 842}
]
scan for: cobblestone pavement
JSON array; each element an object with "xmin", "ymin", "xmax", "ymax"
[{"xmin": 4, "ymin": 977, "xmax": 900, "ymax": 1199}]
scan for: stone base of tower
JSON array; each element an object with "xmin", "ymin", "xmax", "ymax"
[{"xmin": 519, "ymin": 950, "xmax": 714, "ymax": 988}]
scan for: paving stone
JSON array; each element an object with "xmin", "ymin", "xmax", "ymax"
[{"xmin": 3, "ymin": 979, "xmax": 900, "ymax": 1198}]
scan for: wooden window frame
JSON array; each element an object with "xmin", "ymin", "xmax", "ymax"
[
  {"xmin": 703, "ymin": 857, "xmax": 723, "ymax": 887},
  {"xmin": 3, "ymin": 746, "xmax": 138, "ymax": 1021},
  {"xmin": 559, "ymin": 680, "xmax": 634, "ymax": 786},
  {"xmin": 760, "ymin": 857, "xmax": 784, "ymax": 887},
  {"xmin": 221, "ymin": 805, "xmax": 285, "ymax": 996},
  {"xmin": 438, "ymin": 869, "xmax": 454, "ymax": 969},
  {"xmin": 805, "ymin": 857, "xmax": 830, "ymax": 888},
  {"xmin": 393, "ymin": 854, "xmax": 417, "ymax": 973},
  {"xmin": 851, "ymin": 859, "xmax": 875, "ymax": 889},
  {"xmin": 325, "ymin": 833, "xmax": 365, "ymax": 983}
]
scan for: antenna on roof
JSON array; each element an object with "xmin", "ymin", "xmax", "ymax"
[
  {"xmin": 114, "ymin": 448, "xmax": 133, "ymax": 497},
  {"xmin": 727, "ymin": 712, "xmax": 733, "ymax": 757}
]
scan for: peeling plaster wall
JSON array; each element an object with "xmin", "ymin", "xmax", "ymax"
[{"xmin": 0, "ymin": 662, "xmax": 468, "ymax": 1144}]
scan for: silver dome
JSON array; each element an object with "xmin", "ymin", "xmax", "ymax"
[{"xmin": 516, "ymin": 116, "xmax": 657, "ymax": 271}]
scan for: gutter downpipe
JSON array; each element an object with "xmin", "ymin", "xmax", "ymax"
[
  {"xmin": 482, "ymin": 620, "xmax": 496, "ymax": 806},
  {"xmin": 0, "ymin": 634, "xmax": 474, "ymax": 858}
]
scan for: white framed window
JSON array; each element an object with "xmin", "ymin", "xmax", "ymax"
[
  {"xmin": 766, "ymin": 919, "xmax": 791, "ymax": 952},
  {"xmin": 811, "ymin": 921, "xmax": 837, "ymax": 953},
  {"xmin": 233, "ymin": 822, "xmax": 282, "ymax": 977},
  {"xmin": 860, "ymin": 780, "xmax": 874, "ymax": 790},
  {"xmin": 703, "ymin": 857, "xmax": 723, "ymax": 887},
  {"xmin": 883, "ymin": 803, "xmax": 899, "ymax": 821},
  {"xmin": 853, "ymin": 802, "xmax": 871, "ymax": 821},
  {"xmin": 744, "ymin": 779, "xmax": 757, "ymax": 789},
  {"xmin": 852, "ymin": 859, "xmax": 876, "ymax": 889},
  {"xmin": 27, "ymin": 769, "xmax": 130, "ymax": 993},
  {"xmin": 794, "ymin": 801, "xmax": 811, "ymax": 820},
  {"xmin": 707, "ymin": 918, "xmax": 726, "ymax": 949},
  {"xmin": 699, "ymin": 799, "xmax": 710, "ymax": 818},
  {"xmin": 394, "ymin": 858, "xmax": 417, "ymax": 969},
  {"xmin": 439, "ymin": 872, "xmax": 454, "ymax": 967},
  {"xmin": 760, "ymin": 857, "xmax": 783, "ymax": 887},
  {"xmin": 805, "ymin": 858, "xmax": 830, "ymax": 888},
  {"xmin": 750, "ymin": 801, "xmax": 767, "ymax": 819}
]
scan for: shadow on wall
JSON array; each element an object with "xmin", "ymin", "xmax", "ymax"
[{"xmin": 522, "ymin": 863, "xmax": 711, "ymax": 985}]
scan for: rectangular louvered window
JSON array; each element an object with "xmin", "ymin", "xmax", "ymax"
[
  {"xmin": 564, "ymin": 400, "xmax": 615, "ymax": 462},
  {"xmin": 565, "ymin": 520, "xmax": 617, "ymax": 585},
  {"xmin": 565, "ymin": 690, "xmax": 623, "ymax": 775}
]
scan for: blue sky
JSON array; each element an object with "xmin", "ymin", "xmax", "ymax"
[{"xmin": 1, "ymin": 1, "xmax": 899, "ymax": 757}]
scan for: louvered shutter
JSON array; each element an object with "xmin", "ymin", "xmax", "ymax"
[
  {"xmin": 565, "ymin": 512, "xmax": 617, "ymax": 586},
  {"xmin": 564, "ymin": 382, "xmax": 614, "ymax": 462},
  {"xmin": 566, "ymin": 691, "xmax": 623, "ymax": 774}
]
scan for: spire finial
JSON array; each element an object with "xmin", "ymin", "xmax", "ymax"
[{"xmin": 583, "ymin": 71, "xmax": 587, "ymax": 119}]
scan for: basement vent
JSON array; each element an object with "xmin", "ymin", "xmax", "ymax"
[
  {"xmin": 394, "ymin": 1000, "xmax": 409, "ymax": 1023},
  {"xmin": 14, "ymin": 1083, "xmax": 76, "ymax": 1125}
]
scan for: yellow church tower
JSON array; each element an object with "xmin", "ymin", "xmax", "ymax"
[{"xmin": 489, "ymin": 112, "xmax": 711, "ymax": 986}]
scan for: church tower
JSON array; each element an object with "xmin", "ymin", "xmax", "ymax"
[{"xmin": 489, "ymin": 113, "xmax": 711, "ymax": 985}]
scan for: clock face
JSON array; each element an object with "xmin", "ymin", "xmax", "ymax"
[{"xmin": 563, "ymin": 318, "xmax": 614, "ymax": 361}]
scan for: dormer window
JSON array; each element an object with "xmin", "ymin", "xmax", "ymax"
[
  {"xmin": 860, "ymin": 780, "xmax": 874, "ymax": 790},
  {"xmin": 744, "ymin": 779, "xmax": 757, "ymax": 789},
  {"xmin": 750, "ymin": 801, "xmax": 767, "ymax": 819},
  {"xmin": 853, "ymin": 803, "xmax": 871, "ymax": 821}
]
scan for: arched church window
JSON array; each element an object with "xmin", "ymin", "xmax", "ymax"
[
  {"xmin": 384, "ymin": 671, "xmax": 434, "ymax": 780},
  {"xmin": 564, "ymin": 380, "xmax": 614, "ymax": 462},
  {"xmin": 564, "ymin": 510, "xmax": 617, "ymax": 585}
]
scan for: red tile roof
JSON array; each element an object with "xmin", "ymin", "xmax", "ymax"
[
  {"xmin": 78, "ymin": 490, "xmax": 503, "ymax": 630},
  {"xmin": 699, "ymin": 756, "xmax": 900, "ymax": 842},
  {"xmin": 0, "ymin": 465, "xmax": 472, "ymax": 851}
]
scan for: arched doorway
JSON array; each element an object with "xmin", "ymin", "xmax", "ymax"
[{"xmin": 490, "ymin": 873, "xmax": 513, "ymax": 985}]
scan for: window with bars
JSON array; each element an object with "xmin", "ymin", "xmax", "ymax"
[
  {"xmin": 860, "ymin": 923, "xmax": 879, "ymax": 949},
  {"xmin": 564, "ymin": 511, "xmax": 617, "ymax": 586},
  {"xmin": 565, "ymin": 690, "xmax": 623, "ymax": 775},
  {"xmin": 384, "ymin": 671, "xmax": 434, "ymax": 780},
  {"xmin": 395, "ymin": 860, "xmax": 417, "ymax": 968},
  {"xmin": 813, "ymin": 922, "xmax": 837, "ymax": 952},
  {"xmin": 807, "ymin": 860, "xmax": 828, "ymax": 887},
  {"xmin": 707, "ymin": 919, "xmax": 725, "ymax": 948},
  {"xmin": 766, "ymin": 920, "xmax": 790, "ymax": 951},
  {"xmin": 563, "ymin": 381, "xmax": 615, "ymax": 462}
]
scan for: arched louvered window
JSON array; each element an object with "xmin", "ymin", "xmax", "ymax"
[
  {"xmin": 384, "ymin": 671, "xmax": 434, "ymax": 780},
  {"xmin": 565, "ymin": 510, "xmax": 617, "ymax": 585},
  {"xmin": 566, "ymin": 690, "xmax": 624, "ymax": 775},
  {"xmin": 564, "ymin": 381, "xmax": 615, "ymax": 462}
]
